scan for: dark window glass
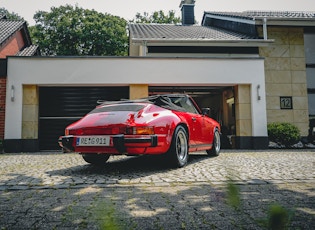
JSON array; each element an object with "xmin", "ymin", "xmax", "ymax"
[{"xmin": 90, "ymin": 104, "xmax": 145, "ymax": 114}]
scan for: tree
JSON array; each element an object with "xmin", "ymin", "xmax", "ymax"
[
  {"xmin": 0, "ymin": 8, "xmax": 24, "ymax": 20},
  {"xmin": 131, "ymin": 10, "xmax": 181, "ymax": 24},
  {"xmin": 29, "ymin": 5, "xmax": 128, "ymax": 56}
]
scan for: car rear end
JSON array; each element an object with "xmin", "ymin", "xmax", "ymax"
[{"xmin": 59, "ymin": 102, "xmax": 173, "ymax": 155}]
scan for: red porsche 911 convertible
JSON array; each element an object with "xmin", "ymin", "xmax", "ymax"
[{"xmin": 59, "ymin": 94, "xmax": 221, "ymax": 167}]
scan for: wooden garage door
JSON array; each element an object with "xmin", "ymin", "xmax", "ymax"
[{"xmin": 39, "ymin": 86, "xmax": 129, "ymax": 150}]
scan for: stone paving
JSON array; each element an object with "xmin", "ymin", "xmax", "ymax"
[{"xmin": 0, "ymin": 150, "xmax": 314, "ymax": 229}]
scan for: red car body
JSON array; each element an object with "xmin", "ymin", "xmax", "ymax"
[{"xmin": 59, "ymin": 94, "xmax": 221, "ymax": 167}]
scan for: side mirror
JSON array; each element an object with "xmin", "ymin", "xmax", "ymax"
[{"xmin": 202, "ymin": 108, "xmax": 210, "ymax": 116}]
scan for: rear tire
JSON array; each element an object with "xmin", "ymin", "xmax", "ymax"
[
  {"xmin": 82, "ymin": 154, "xmax": 110, "ymax": 166},
  {"xmin": 167, "ymin": 125, "xmax": 189, "ymax": 168},
  {"xmin": 207, "ymin": 129, "xmax": 221, "ymax": 156}
]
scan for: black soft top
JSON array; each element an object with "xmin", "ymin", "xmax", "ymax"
[{"xmin": 98, "ymin": 94, "xmax": 189, "ymax": 112}]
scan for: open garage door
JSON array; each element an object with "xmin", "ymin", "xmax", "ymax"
[
  {"xmin": 149, "ymin": 86, "xmax": 236, "ymax": 148},
  {"xmin": 39, "ymin": 86, "xmax": 129, "ymax": 150}
]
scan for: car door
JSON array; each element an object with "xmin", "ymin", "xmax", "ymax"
[
  {"xmin": 178, "ymin": 97, "xmax": 212, "ymax": 148},
  {"xmin": 190, "ymin": 112, "xmax": 205, "ymax": 146},
  {"xmin": 190, "ymin": 113, "xmax": 213, "ymax": 147}
]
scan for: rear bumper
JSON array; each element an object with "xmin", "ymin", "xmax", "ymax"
[
  {"xmin": 112, "ymin": 134, "xmax": 158, "ymax": 153},
  {"xmin": 58, "ymin": 134, "xmax": 158, "ymax": 154},
  {"xmin": 58, "ymin": 135, "xmax": 75, "ymax": 152}
]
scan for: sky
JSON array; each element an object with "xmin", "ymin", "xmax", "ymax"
[{"xmin": 1, "ymin": 0, "xmax": 315, "ymax": 25}]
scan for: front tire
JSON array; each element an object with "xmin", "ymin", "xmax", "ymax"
[
  {"xmin": 207, "ymin": 129, "xmax": 221, "ymax": 156},
  {"xmin": 82, "ymin": 154, "xmax": 110, "ymax": 166},
  {"xmin": 167, "ymin": 125, "xmax": 189, "ymax": 168}
]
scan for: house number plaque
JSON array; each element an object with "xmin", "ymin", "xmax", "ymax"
[{"xmin": 280, "ymin": 97, "xmax": 293, "ymax": 109}]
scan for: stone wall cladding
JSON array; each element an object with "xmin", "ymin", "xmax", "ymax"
[
  {"xmin": 235, "ymin": 85, "xmax": 252, "ymax": 137},
  {"xmin": 259, "ymin": 27, "xmax": 309, "ymax": 136},
  {"xmin": 129, "ymin": 84, "xmax": 148, "ymax": 99},
  {"xmin": 22, "ymin": 85, "xmax": 38, "ymax": 139}
]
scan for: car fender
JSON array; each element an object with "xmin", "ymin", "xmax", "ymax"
[
  {"xmin": 174, "ymin": 113, "xmax": 193, "ymax": 136},
  {"xmin": 145, "ymin": 111, "xmax": 183, "ymax": 146}
]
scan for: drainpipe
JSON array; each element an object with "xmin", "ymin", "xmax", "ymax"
[{"xmin": 263, "ymin": 17, "xmax": 268, "ymax": 40}]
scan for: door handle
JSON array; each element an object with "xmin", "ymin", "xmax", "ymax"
[{"xmin": 192, "ymin": 117, "xmax": 196, "ymax": 122}]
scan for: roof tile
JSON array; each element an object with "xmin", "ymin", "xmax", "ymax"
[
  {"xmin": 129, "ymin": 24, "xmax": 256, "ymax": 41},
  {"xmin": 16, "ymin": 45, "xmax": 39, "ymax": 56},
  {"xmin": 0, "ymin": 19, "xmax": 25, "ymax": 45},
  {"xmin": 204, "ymin": 11, "xmax": 315, "ymax": 20}
]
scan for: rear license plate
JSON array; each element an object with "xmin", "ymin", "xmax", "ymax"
[{"xmin": 76, "ymin": 136, "xmax": 110, "ymax": 146}]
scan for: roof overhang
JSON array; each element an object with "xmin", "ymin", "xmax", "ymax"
[
  {"xmin": 203, "ymin": 14, "xmax": 256, "ymax": 25},
  {"xmin": 203, "ymin": 13, "xmax": 315, "ymax": 27},
  {"xmin": 254, "ymin": 18, "xmax": 315, "ymax": 27},
  {"xmin": 131, "ymin": 38, "xmax": 274, "ymax": 47}
]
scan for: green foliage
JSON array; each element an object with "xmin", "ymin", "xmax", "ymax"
[
  {"xmin": 226, "ymin": 181, "xmax": 241, "ymax": 210},
  {"xmin": 0, "ymin": 8, "xmax": 24, "ymax": 20},
  {"xmin": 258, "ymin": 204, "xmax": 293, "ymax": 230},
  {"xmin": 225, "ymin": 180, "xmax": 294, "ymax": 229},
  {"xmin": 29, "ymin": 5, "xmax": 128, "ymax": 56},
  {"xmin": 131, "ymin": 10, "xmax": 181, "ymax": 24},
  {"xmin": 267, "ymin": 122, "xmax": 300, "ymax": 147},
  {"xmin": 96, "ymin": 201, "xmax": 121, "ymax": 230},
  {"xmin": 268, "ymin": 204, "xmax": 290, "ymax": 230}
]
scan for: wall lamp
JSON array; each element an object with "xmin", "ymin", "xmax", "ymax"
[
  {"xmin": 257, "ymin": 84, "xmax": 261, "ymax": 101},
  {"xmin": 11, "ymin": 85, "xmax": 15, "ymax": 102}
]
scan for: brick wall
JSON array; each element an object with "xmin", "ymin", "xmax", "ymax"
[
  {"xmin": 0, "ymin": 31, "xmax": 25, "ymax": 58},
  {"xmin": 0, "ymin": 29, "xmax": 26, "ymax": 140},
  {"xmin": 0, "ymin": 77, "xmax": 6, "ymax": 139}
]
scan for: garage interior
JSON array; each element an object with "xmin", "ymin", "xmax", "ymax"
[
  {"xmin": 149, "ymin": 86, "xmax": 236, "ymax": 149},
  {"xmin": 39, "ymin": 86, "xmax": 236, "ymax": 150}
]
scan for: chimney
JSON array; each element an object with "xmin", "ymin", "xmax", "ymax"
[{"xmin": 180, "ymin": 0, "xmax": 195, "ymax": 25}]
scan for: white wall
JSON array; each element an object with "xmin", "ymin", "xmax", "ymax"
[{"xmin": 5, "ymin": 57, "xmax": 267, "ymax": 138}]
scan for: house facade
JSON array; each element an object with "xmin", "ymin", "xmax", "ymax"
[
  {"xmin": 128, "ymin": 6, "xmax": 315, "ymax": 148},
  {"xmin": 201, "ymin": 10, "xmax": 315, "ymax": 143},
  {"xmin": 0, "ymin": 15, "xmax": 39, "ymax": 143},
  {"xmin": 2, "ymin": 1, "xmax": 315, "ymax": 152}
]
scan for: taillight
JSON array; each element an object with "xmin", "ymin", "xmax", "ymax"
[
  {"xmin": 126, "ymin": 126, "xmax": 154, "ymax": 135},
  {"xmin": 66, "ymin": 129, "xmax": 82, "ymax": 135},
  {"xmin": 111, "ymin": 127, "xmax": 126, "ymax": 134}
]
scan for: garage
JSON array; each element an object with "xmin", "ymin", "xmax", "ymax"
[
  {"xmin": 39, "ymin": 85, "xmax": 235, "ymax": 150},
  {"xmin": 5, "ymin": 57, "xmax": 268, "ymax": 152},
  {"xmin": 39, "ymin": 86, "xmax": 129, "ymax": 150}
]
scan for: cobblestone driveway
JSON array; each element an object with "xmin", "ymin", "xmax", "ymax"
[{"xmin": 0, "ymin": 150, "xmax": 314, "ymax": 229}]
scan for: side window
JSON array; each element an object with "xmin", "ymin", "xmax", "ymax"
[
  {"xmin": 184, "ymin": 98, "xmax": 199, "ymax": 114},
  {"xmin": 170, "ymin": 96, "xmax": 199, "ymax": 114}
]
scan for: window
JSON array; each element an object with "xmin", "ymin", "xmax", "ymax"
[{"xmin": 169, "ymin": 96, "xmax": 199, "ymax": 114}]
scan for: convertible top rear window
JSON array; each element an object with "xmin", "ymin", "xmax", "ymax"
[{"xmin": 90, "ymin": 104, "xmax": 145, "ymax": 114}]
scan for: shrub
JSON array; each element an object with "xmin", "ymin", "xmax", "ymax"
[
  {"xmin": 258, "ymin": 204, "xmax": 294, "ymax": 229},
  {"xmin": 267, "ymin": 122, "xmax": 300, "ymax": 147},
  {"xmin": 267, "ymin": 204, "xmax": 291, "ymax": 230}
]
